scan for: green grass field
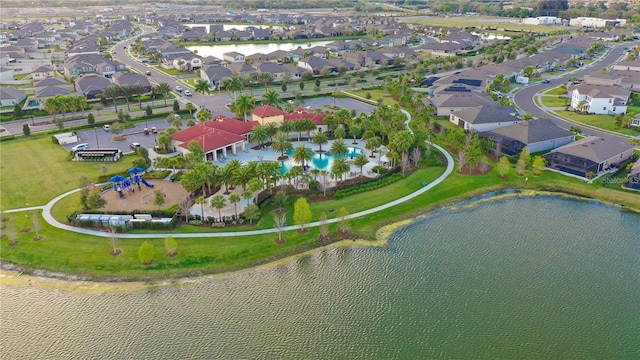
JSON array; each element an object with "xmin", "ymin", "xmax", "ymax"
[
  {"xmin": 551, "ymin": 110, "xmax": 640, "ymax": 136},
  {"xmin": 540, "ymin": 95, "xmax": 569, "ymax": 108},
  {"xmin": 543, "ymin": 86, "xmax": 566, "ymax": 95},
  {"xmin": 408, "ymin": 16, "xmax": 568, "ymax": 34},
  {"xmin": 0, "ymin": 136, "xmax": 136, "ymax": 209},
  {"xmin": 343, "ymin": 89, "xmax": 398, "ymax": 106}
]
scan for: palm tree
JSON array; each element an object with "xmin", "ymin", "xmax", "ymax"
[
  {"xmin": 301, "ymin": 118, "xmax": 317, "ymax": 140},
  {"xmin": 228, "ymin": 193, "xmax": 241, "ymax": 220},
  {"xmin": 279, "ymin": 120, "xmax": 294, "ymax": 137},
  {"xmin": 155, "ymin": 82, "xmax": 171, "ymax": 106},
  {"xmin": 119, "ymin": 84, "xmax": 133, "ymax": 111},
  {"xmin": 293, "ymin": 120, "xmax": 305, "ymax": 142},
  {"xmin": 232, "ymin": 164, "xmax": 255, "ymax": 191},
  {"xmin": 250, "ymin": 124, "xmax": 269, "ymax": 149},
  {"xmin": 210, "ymin": 195, "xmax": 226, "ymax": 223},
  {"xmin": 103, "ymin": 85, "xmax": 120, "ymax": 112},
  {"xmin": 292, "ymin": 144, "xmax": 312, "ymax": 168},
  {"xmin": 219, "ymin": 164, "xmax": 235, "ymax": 194},
  {"xmin": 196, "ymin": 196, "xmax": 207, "ymax": 222},
  {"xmin": 195, "ymin": 79, "xmax": 212, "ymax": 95},
  {"xmin": 185, "ymin": 102, "xmax": 197, "ymax": 116},
  {"xmin": 312, "ymin": 132, "xmax": 329, "ymax": 152},
  {"xmin": 331, "ymin": 157, "xmax": 351, "ymax": 186},
  {"xmin": 258, "ymin": 72, "xmax": 274, "ymax": 89},
  {"xmin": 262, "ymin": 88, "xmax": 281, "ymax": 108},
  {"xmin": 231, "ymin": 93, "xmax": 255, "ymax": 121},
  {"xmin": 366, "ymin": 136, "xmax": 381, "ymax": 158},
  {"xmin": 289, "ymin": 165, "xmax": 304, "ymax": 189},
  {"xmin": 43, "ymin": 96, "xmax": 61, "ymax": 120},
  {"xmin": 272, "ymin": 133, "xmax": 293, "ymax": 160},
  {"xmin": 348, "ymin": 124, "xmax": 362, "ymax": 144},
  {"xmin": 330, "ymin": 138, "xmax": 348, "ymax": 157},
  {"xmin": 264, "ymin": 122, "xmax": 279, "ymax": 143},
  {"xmin": 131, "ymin": 83, "xmax": 146, "ymax": 109},
  {"xmin": 223, "ymin": 76, "xmax": 243, "ymax": 101},
  {"xmin": 353, "ymin": 153, "xmax": 369, "ymax": 183}
]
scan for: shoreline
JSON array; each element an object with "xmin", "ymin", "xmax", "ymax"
[{"xmin": 2, "ymin": 188, "xmax": 637, "ymax": 295}]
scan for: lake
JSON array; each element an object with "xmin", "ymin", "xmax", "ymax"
[
  {"xmin": 1, "ymin": 194, "xmax": 639, "ymax": 359},
  {"xmin": 187, "ymin": 40, "xmax": 332, "ymax": 59}
]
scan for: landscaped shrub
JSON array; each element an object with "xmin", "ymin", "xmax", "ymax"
[
  {"xmin": 144, "ymin": 170, "xmax": 171, "ymax": 179},
  {"xmin": 334, "ymin": 173, "xmax": 404, "ymax": 199},
  {"xmin": 189, "ymin": 220, "xmax": 203, "ymax": 225},
  {"xmin": 210, "ymin": 222, "xmax": 225, "ymax": 228}
]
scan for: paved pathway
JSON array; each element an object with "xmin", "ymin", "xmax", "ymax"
[{"xmin": 5, "ymin": 111, "xmax": 455, "ymax": 239}]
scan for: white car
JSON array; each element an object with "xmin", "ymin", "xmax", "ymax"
[
  {"xmin": 184, "ymin": 90, "xmax": 192, "ymax": 97},
  {"xmin": 176, "ymin": 86, "xmax": 183, "ymax": 92},
  {"xmin": 103, "ymin": 124, "xmax": 110, "ymax": 131},
  {"xmin": 130, "ymin": 142, "xmax": 141, "ymax": 150},
  {"xmin": 71, "ymin": 143, "xmax": 89, "ymax": 152}
]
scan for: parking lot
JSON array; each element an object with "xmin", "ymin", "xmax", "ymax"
[{"xmin": 62, "ymin": 118, "xmax": 177, "ymax": 154}]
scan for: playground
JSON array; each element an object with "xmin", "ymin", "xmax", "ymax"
[{"xmin": 101, "ymin": 169, "xmax": 189, "ymax": 212}]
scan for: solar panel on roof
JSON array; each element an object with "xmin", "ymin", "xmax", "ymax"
[
  {"xmin": 445, "ymin": 86, "xmax": 471, "ymax": 92},
  {"xmin": 453, "ymin": 79, "xmax": 482, "ymax": 87}
]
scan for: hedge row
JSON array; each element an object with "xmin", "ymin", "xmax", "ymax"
[{"xmin": 333, "ymin": 173, "xmax": 404, "ymax": 199}]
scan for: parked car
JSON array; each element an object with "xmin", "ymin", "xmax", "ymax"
[
  {"xmin": 130, "ymin": 142, "xmax": 141, "ymax": 150},
  {"xmin": 71, "ymin": 143, "xmax": 89, "ymax": 152},
  {"xmin": 542, "ymin": 79, "xmax": 551, "ymax": 84},
  {"xmin": 103, "ymin": 124, "xmax": 110, "ymax": 131},
  {"xmin": 184, "ymin": 90, "xmax": 192, "ymax": 97},
  {"xmin": 146, "ymin": 70, "xmax": 151, "ymax": 76},
  {"xmin": 557, "ymin": 68, "xmax": 566, "ymax": 72},
  {"xmin": 176, "ymin": 86, "xmax": 183, "ymax": 92}
]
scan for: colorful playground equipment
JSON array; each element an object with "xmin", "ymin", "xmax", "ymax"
[{"xmin": 110, "ymin": 168, "xmax": 154, "ymax": 198}]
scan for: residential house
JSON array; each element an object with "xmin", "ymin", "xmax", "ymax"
[
  {"xmin": 425, "ymin": 93, "xmax": 495, "ymax": 116},
  {"xmin": 112, "ymin": 72, "xmax": 152, "ymax": 92},
  {"xmin": 479, "ymin": 119, "xmax": 575, "ymax": 156},
  {"xmin": 449, "ymin": 105, "xmax": 520, "ymax": 132},
  {"xmin": 31, "ymin": 65, "xmax": 55, "ymax": 80},
  {"xmin": 169, "ymin": 119, "xmax": 257, "ymax": 162},
  {"xmin": 251, "ymin": 105, "xmax": 286, "ymax": 125},
  {"xmin": 0, "ymin": 86, "xmax": 26, "ymax": 107},
  {"xmin": 256, "ymin": 62, "xmax": 287, "ymax": 81},
  {"xmin": 612, "ymin": 60, "xmax": 640, "ymax": 72},
  {"xmin": 223, "ymin": 51, "xmax": 245, "ymax": 63},
  {"xmin": 227, "ymin": 62, "xmax": 256, "ymax": 77},
  {"xmin": 627, "ymin": 161, "xmax": 640, "ymax": 190},
  {"xmin": 35, "ymin": 86, "xmax": 71, "ymax": 103},
  {"xmin": 297, "ymin": 57, "xmax": 335, "ymax": 74},
  {"xmin": 214, "ymin": 31, "xmax": 233, "ymax": 42},
  {"xmin": 201, "ymin": 65, "xmax": 233, "ymax": 89},
  {"xmin": 168, "ymin": 54, "xmax": 202, "ymax": 71},
  {"xmin": 544, "ymin": 136, "xmax": 634, "ymax": 178},
  {"xmin": 0, "ymin": 66, "xmax": 13, "ymax": 83},
  {"xmin": 64, "ymin": 54, "xmax": 125, "ymax": 78},
  {"xmin": 569, "ymin": 84, "xmax": 630, "ymax": 115},
  {"xmin": 75, "ymin": 74, "xmax": 112, "ymax": 99}
]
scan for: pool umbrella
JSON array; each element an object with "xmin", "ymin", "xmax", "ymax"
[
  {"xmin": 127, "ymin": 167, "xmax": 145, "ymax": 174},
  {"xmin": 109, "ymin": 175, "xmax": 126, "ymax": 183}
]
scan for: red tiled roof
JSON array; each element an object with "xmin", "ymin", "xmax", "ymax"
[
  {"xmin": 251, "ymin": 105, "xmax": 286, "ymax": 117},
  {"xmin": 284, "ymin": 110, "xmax": 326, "ymax": 125},
  {"xmin": 208, "ymin": 116, "xmax": 259, "ymax": 135},
  {"xmin": 176, "ymin": 131, "xmax": 244, "ymax": 153},
  {"xmin": 170, "ymin": 121, "xmax": 248, "ymax": 153}
]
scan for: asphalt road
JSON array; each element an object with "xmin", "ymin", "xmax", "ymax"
[{"xmin": 513, "ymin": 41, "xmax": 639, "ymax": 143}]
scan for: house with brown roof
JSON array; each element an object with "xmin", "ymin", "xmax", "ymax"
[
  {"xmin": 170, "ymin": 118, "xmax": 258, "ymax": 162},
  {"xmin": 284, "ymin": 107, "xmax": 328, "ymax": 136},
  {"xmin": 479, "ymin": 119, "xmax": 575, "ymax": 156},
  {"xmin": 544, "ymin": 136, "xmax": 634, "ymax": 178},
  {"xmin": 251, "ymin": 105, "xmax": 285, "ymax": 125}
]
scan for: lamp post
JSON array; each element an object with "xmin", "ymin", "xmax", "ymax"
[
  {"xmin": 31, "ymin": 114, "xmax": 34, "ymax": 125},
  {"xmin": 94, "ymin": 127, "xmax": 100, "ymax": 148}
]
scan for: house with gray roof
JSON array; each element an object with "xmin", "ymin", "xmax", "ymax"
[
  {"xmin": 568, "ymin": 83, "xmax": 630, "ymax": 115},
  {"xmin": 449, "ymin": 105, "xmax": 520, "ymax": 132},
  {"xmin": 256, "ymin": 62, "xmax": 286, "ymax": 81},
  {"xmin": 201, "ymin": 65, "xmax": 233, "ymax": 89},
  {"xmin": 35, "ymin": 86, "xmax": 71, "ymax": 101},
  {"xmin": 425, "ymin": 93, "xmax": 495, "ymax": 116},
  {"xmin": 0, "ymin": 86, "xmax": 26, "ymax": 107},
  {"xmin": 479, "ymin": 119, "xmax": 575, "ymax": 156},
  {"xmin": 75, "ymin": 74, "xmax": 112, "ymax": 99},
  {"xmin": 31, "ymin": 65, "xmax": 55, "ymax": 81},
  {"xmin": 544, "ymin": 136, "xmax": 634, "ymax": 178},
  {"xmin": 112, "ymin": 72, "xmax": 151, "ymax": 92}
]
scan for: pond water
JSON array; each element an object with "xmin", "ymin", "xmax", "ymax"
[
  {"xmin": 1, "ymin": 195, "xmax": 639, "ymax": 359},
  {"xmin": 187, "ymin": 40, "xmax": 332, "ymax": 59}
]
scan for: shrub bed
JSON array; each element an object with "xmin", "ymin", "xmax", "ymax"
[{"xmin": 334, "ymin": 173, "xmax": 404, "ymax": 199}]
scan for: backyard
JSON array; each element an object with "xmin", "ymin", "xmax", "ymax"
[{"xmin": 551, "ymin": 110, "xmax": 640, "ymax": 136}]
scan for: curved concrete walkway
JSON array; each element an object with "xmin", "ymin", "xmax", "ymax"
[{"xmin": 6, "ymin": 111, "xmax": 454, "ymax": 239}]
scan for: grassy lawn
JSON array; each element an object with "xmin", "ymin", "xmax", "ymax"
[
  {"xmin": 551, "ymin": 110, "xmax": 640, "ymax": 136},
  {"xmin": 408, "ymin": 17, "xmax": 568, "ymax": 34},
  {"xmin": 540, "ymin": 95, "xmax": 569, "ymax": 108},
  {"xmin": 0, "ymin": 136, "xmax": 137, "ymax": 209},
  {"xmin": 151, "ymin": 65, "xmax": 193, "ymax": 77},
  {"xmin": 343, "ymin": 89, "xmax": 398, "ymax": 106},
  {"xmin": 534, "ymin": 96, "xmax": 543, "ymax": 108},
  {"xmin": 543, "ymin": 86, "xmax": 566, "ymax": 95}
]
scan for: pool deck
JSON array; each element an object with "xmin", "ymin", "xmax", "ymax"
[{"xmin": 190, "ymin": 139, "xmax": 388, "ymax": 219}]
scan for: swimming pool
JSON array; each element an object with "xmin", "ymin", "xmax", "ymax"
[{"xmin": 280, "ymin": 146, "xmax": 363, "ymax": 174}]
